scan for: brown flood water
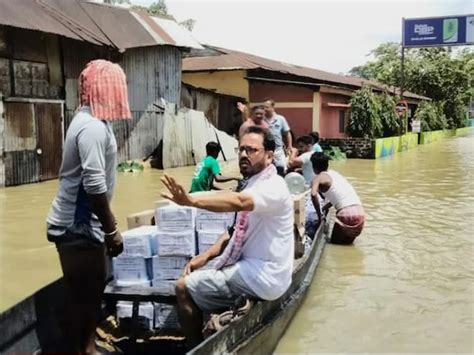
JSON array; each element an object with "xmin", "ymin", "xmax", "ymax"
[{"xmin": 0, "ymin": 135, "xmax": 473, "ymax": 353}]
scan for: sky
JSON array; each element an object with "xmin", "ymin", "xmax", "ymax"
[{"xmin": 132, "ymin": 0, "xmax": 473, "ymax": 74}]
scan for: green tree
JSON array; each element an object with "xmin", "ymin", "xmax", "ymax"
[
  {"xmin": 130, "ymin": 0, "xmax": 196, "ymax": 31},
  {"xmin": 179, "ymin": 19, "xmax": 196, "ymax": 32},
  {"xmin": 350, "ymin": 43, "xmax": 473, "ymax": 128},
  {"xmin": 378, "ymin": 92, "xmax": 400, "ymax": 137},
  {"xmin": 414, "ymin": 101, "xmax": 447, "ymax": 131},
  {"xmin": 349, "ymin": 42, "xmax": 410, "ymax": 88},
  {"xmin": 347, "ymin": 87, "xmax": 383, "ymax": 138}
]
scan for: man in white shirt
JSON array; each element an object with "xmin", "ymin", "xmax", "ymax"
[
  {"xmin": 263, "ymin": 99, "xmax": 292, "ymax": 176},
  {"xmin": 160, "ymin": 126, "xmax": 294, "ymax": 348},
  {"xmin": 287, "ymin": 135, "xmax": 325, "ymax": 239},
  {"xmin": 287, "ymin": 135, "xmax": 315, "ymax": 185}
]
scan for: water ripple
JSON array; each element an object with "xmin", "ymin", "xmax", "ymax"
[{"xmin": 276, "ymin": 135, "xmax": 474, "ymax": 353}]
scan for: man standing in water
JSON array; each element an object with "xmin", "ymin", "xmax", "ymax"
[
  {"xmin": 160, "ymin": 126, "xmax": 294, "ymax": 348},
  {"xmin": 238, "ymin": 105, "xmax": 268, "ymax": 139},
  {"xmin": 190, "ymin": 141, "xmax": 240, "ymax": 192},
  {"xmin": 46, "ymin": 60, "xmax": 129, "ymax": 353},
  {"xmin": 310, "ymin": 153, "xmax": 365, "ymax": 244},
  {"xmin": 263, "ymin": 99, "xmax": 292, "ymax": 176}
]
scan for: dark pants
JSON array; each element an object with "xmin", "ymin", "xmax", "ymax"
[{"xmin": 49, "ymin": 227, "xmax": 107, "ymax": 353}]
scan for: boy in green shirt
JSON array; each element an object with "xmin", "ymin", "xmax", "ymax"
[{"xmin": 190, "ymin": 142, "xmax": 240, "ymax": 192}]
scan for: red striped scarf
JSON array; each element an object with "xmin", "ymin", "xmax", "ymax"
[{"xmin": 79, "ymin": 60, "xmax": 131, "ymax": 121}]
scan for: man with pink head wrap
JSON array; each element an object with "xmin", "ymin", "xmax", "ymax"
[{"xmin": 47, "ymin": 60, "xmax": 131, "ymax": 353}]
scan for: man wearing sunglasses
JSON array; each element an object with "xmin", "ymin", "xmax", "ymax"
[{"xmin": 160, "ymin": 126, "xmax": 294, "ymax": 348}]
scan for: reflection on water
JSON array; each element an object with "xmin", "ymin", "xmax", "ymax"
[
  {"xmin": 276, "ymin": 135, "xmax": 474, "ymax": 353},
  {"xmin": 0, "ymin": 160, "xmax": 236, "ymax": 311},
  {"xmin": 1, "ymin": 136, "xmax": 473, "ymax": 353}
]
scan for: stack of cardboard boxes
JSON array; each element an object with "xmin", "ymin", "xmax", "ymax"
[
  {"xmin": 112, "ymin": 203, "xmax": 235, "ymax": 330},
  {"xmin": 196, "ymin": 209, "xmax": 234, "ymax": 269},
  {"xmin": 112, "ymin": 225, "xmax": 157, "ymax": 287}
]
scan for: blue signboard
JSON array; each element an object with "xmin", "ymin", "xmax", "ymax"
[{"xmin": 403, "ymin": 15, "xmax": 474, "ymax": 47}]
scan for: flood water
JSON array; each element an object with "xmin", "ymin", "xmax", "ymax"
[
  {"xmin": 276, "ymin": 134, "xmax": 474, "ymax": 353},
  {"xmin": 0, "ymin": 135, "xmax": 473, "ymax": 353}
]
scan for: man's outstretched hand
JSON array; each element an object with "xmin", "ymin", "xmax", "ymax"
[
  {"xmin": 237, "ymin": 102, "xmax": 247, "ymax": 113},
  {"xmin": 160, "ymin": 174, "xmax": 194, "ymax": 206}
]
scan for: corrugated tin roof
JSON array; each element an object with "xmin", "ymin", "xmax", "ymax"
[
  {"xmin": 183, "ymin": 46, "xmax": 429, "ymax": 100},
  {"xmin": 0, "ymin": 0, "xmax": 203, "ymax": 50}
]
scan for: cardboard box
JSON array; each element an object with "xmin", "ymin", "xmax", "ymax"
[
  {"xmin": 155, "ymin": 206, "xmax": 196, "ymax": 232},
  {"xmin": 196, "ymin": 220, "xmax": 229, "ymax": 233},
  {"xmin": 152, "ymin": 267, "xmax": 183, "ymax": 281},
  {"xmin": 198, "ymin": 242, "xmax": 214, "ymax": 254},
  {"xmin": 112, "ymin": 256, "xmax": 150, "ymax": 283},
  {"xmin": 157, "ymin": 244, "xmax": 195, "ymax": 257},
  {"xmin": 127, "ymin": 209, "xmax": 155, "ymax": 229},
  {"xmin": 196, "ymin": 210, "xmax": 235, "ymax": 221},
  {"xmin": 197, "ymin": 230, "xmax": 222, "ymax": 244},
  {"xmin": 122, "ymin": 226, "xmax": 158, "ymax": 257},
  {"xmin": 151, "ymin": 255, "xmax": 188, "ymax": 270},
  {"xmin": 113, "ymin": 279, "xmax": 151, "ymax": 287},
  {"xmin": 154, "ymin": 303, "xmax": 180, "ymax": 329},
  {"xmin": 151, "ymin": 279, "xmax": 176, "ymax": 295},
  {"xmin": 117, "ymin": 301, "xmax": 154, "ymax": 330},
  {"xmin": 155, "ymin": 230, "xmax": 196, "ymax": 257}
]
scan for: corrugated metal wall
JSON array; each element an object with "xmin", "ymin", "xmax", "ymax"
[
  {"xmin": 2, "ymin": 100, "xmax": 63, "ymax": 186},
  {"xmin": 115, "ymin": 107, "xmax": 164, "ymax": 164},
  {"xmin": 181, "ymin": 85, "xmax": 219, "ymax": 126},
  {"xmin": 115, "ymin": 46, "xmax": 181, "ymax": 162},
  {"xmin": 0, "ymin": 28, "xmax": 67, "ymax": 186},
  {"xmin": 161, "ymin": 104, "xmax": 238, "ymax": 169},
  {"xmin": 2, "ymin": 30, "xmax": 185, "ymax": 186},
  {"xmin": 63, "ymin": 45, "xmax": 181, "ymax": 164},
  {"xmin": 3, "ymin": 102, "xmax": 39, "ymax": 185},
  {"xmin": 181, "ymin": 85, "xmax": 243, "ymax": 136},
  {"xmin": 122, "ymin": 46, "xmax": 182, "ymax": 109},
  {"xmin": 162, "ymin": 102, "xmax": 194, "ymax": 169}
]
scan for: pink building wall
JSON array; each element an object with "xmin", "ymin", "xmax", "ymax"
[
  {"xmin": 319, "ymin": 93, "xmax": 350, "ymax": 139},
  {"xmin": 249, "ymin": 81, "xmax": 313, "ymax": 137}
]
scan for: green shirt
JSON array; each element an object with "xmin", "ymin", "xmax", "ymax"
[{"xmin": 190, "ymin": 156, "xmax": 221, "ymax": 192}]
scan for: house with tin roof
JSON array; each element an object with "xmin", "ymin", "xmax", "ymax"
[
  {"xmin": 0, "ymin": 0, "xmax": 202, "ymax": 186},
  {"xmin": 182, "ymin": 45, "xmax": 429, "ymax": 138}
]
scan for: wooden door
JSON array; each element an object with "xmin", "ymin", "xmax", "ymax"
[{"xmin": 35, "ymin": 103, "xmax": 63, "ymax": 181}]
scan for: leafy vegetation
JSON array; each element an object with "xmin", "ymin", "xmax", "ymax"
[
  {"xmin": 347, "ymin": 87, "xmax": 383, "ymax": 138},
  {"xmin": 103, "ymin": 0, "xmax": 196, "ymax": 31},
  {"xmin": 350, "ymin": 43, "xmax": 473, "ymax": 129},
  {"xmin": 378, "ymin": 92, "xmax": 400, "ymax": 137},
  {"xmin": 326, "ymin": 146, "xmax": 347, "ymax": 161},
  {"xmin": 413, "ymin": 101, "xmax": 447, "ymax": 132},
  {"xmin": 117, "ymin": 161, "xmax": 144, "ymax": 173}
]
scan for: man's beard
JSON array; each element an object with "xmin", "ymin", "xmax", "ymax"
[{"xmin": 239, "ymin": 158, "xmax": 266, "ymax": 177}]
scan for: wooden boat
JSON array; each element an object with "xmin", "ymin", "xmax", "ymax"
[{"xmin": 0, "ymin": 208, "xmax": 332, "ymax": 354}]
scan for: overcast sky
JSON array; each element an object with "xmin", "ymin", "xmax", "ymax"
[{"xmin": 132, "ymin": 0, "xmax": 473, "ymax": 74}]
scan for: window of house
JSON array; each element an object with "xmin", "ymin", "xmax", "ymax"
[{"xmin": 339, "ymin": 110, "xmax": 345, "ymax": 133}]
